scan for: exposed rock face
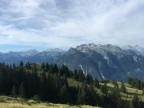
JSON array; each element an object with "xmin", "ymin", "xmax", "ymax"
[{"xmin": 60, "ymin": 44, "xmax": 144, "ymax": 81}]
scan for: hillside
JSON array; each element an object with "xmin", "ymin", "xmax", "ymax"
[
  {"xmin": 0, "ymin": 62, "xmax": 144, "ymax": 108},
  {"xmin": 68, "ymin": 78, "xmax": 144, "ymax": 108},
  {"xmin": 0, "ymin": 78, "xmax": 144, "ymax": 108},
  {"xmin": 0, "ymin": 45, "xmax": 143, "ymax": 108}
]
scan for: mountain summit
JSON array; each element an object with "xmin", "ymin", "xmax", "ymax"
[
  {"xmin": 123, "ymin": 45, "xmax": 144, "ymax": 56},
  {"xmin": 60, "ymin": 44, "xmax": 144, "ymax": 81}
]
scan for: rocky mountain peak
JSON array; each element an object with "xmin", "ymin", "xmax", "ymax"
[
  {"xmin": 123, "ymin": 45, "xmax": 144, "ymax": 56},
  {"xmin": 45, "ymin": 48, "xmax": 64, "ymax": 52}
]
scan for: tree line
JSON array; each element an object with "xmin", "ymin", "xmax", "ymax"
[
  {"xmin": 0, "ymin": 61, "xmax": 143, "ymax": 107},
  {"xmin": 0, "ymin": 62, "xmax": 100, "ymax": 105},
  {"xmin": 127, "ymin": 77, "xmax": 144, "ymax": 90}
]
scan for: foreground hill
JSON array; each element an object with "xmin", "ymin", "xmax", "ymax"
[
  {"xmin": 0, "ymin": 96, "xmax": 99, "ymax": 108},
  {"xmin": 0, "ymin": 79, "xmax": 144, "ymax": 108},
  {"xmin": 0, "ymin": 63, "xmax": 144, "ymax": 108}
]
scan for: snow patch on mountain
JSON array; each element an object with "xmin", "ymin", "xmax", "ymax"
[
  {"xmin": 98, "ymin": 62, "xmax": 105, "ymax": 79},
  {"xmin": 79, "ymin": 64, "xmax": 87, "ymax": 75},
  {"xmin": 20, "ymin": 49, "xmax": 39, "ymax": 56},
  {"xmin": 46, "ymin": 48, "xmax": 64, "ymax": 52},
  {"xmin": 123, "ymin": 45, "xmax": 144, "ymax": 56},
  {"xmin": 133, "ymin": 56, "xmax": 138, "ymax": 62},
  {"xmin": 76, "ymin": 43, "xmax": 98, "ymax": 52},
  {"xmin": 100, "ymin": 71, "xmax": 105, "ymax": 79}
]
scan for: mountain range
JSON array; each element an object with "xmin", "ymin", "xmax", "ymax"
[
  {"xmin": 1, "ymin": 44, "xmax": 144, "ymax": 81},
  {"xmin": 0, "ymin": 48, "xmax": 65, "ymax": 64}
]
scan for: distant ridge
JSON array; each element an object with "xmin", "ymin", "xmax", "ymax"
[{"xmin": 0, "ymin": 48, "xmax": 65, "ymax": 64}]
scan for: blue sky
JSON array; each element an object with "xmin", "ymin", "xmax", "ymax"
[{"xmin": 0, "ymin": 0, "xmax": 144, "ymax": 52}]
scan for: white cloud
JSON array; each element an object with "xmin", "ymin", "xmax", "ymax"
[{"xmin": 0, "ymin": 0, "xmax": 144, "ymax": 51}]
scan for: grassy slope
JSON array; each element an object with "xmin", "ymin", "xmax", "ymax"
[
  {"xmin": 0, "ymin": 96, "xmax": 100, "ymax": 108},
  {"xmin": 68, "ymin": 78, "xmax": 144, "ymax": 102},
  {"xmin": 104, "ymin": 82, "xmax": 144, "ymax": 101},
  {"xmin": 29, "ymin": 64, "xmax": 144, "ymax": 102}
]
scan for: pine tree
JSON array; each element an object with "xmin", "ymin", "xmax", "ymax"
[
  {"xmin": 28, "ymin": 62, "xmax": 31, "ymax": 69},
  {"xmin": 128, "ymin": 101, "xmax": 134, "ymax": 108},
  {"xmin": 127, "ymin": 77, "xmax": 132, "ymax": 85},
  {"xmin": 73, "ymin": 69, "xmax": 78, "ymax": 80},
  {"xmin": 60, "ymin": 84, "xmax": 69, "ymax": 103},
  {"xmin": 33, "ymin": 63, "xmax": 37, "ymax": 72},
  {"xmin": 60, "ymin": 65, "xmax": 69, "ymax": 76},
  {"xmin": 41, "ymin": 62, "xmax": 45, "ymax": 70},
  {"xmin": 78, "ymin": 70, "xmax": 85, "ymax": 82},
  {"xmin": 11, "ymin": 85, "xmax": 17, "ymax": 97},
  {"xmin": 101, "ymin": 82, "xmax": 108, "ymax": 96},
  {"xmin": 93, "ymin": 78, "xmax": 99, "ymax": 88},
  {"xmin": 45, "ymin": 62, "xmax": 49, "ymax": 71},
  {"xmin": 132, "ymin": 94, "xmax": 141, "ymax": 108},
  {"xmin": 121, "ymin": 82, "xmax": 127, "ymax": 93},
  {"xmin": 136, "ymin": 80, "xmax": 141, "ymax": 89},
  {"xmin": 12, "ymin": 63, "xmax": 16, "ymax": 69},
  {"xmin": 112, "ymin": 80, "xmax": 118, "ymax": 88},
  {"xmin": 109, "ymin": 85, "xmax": 121, "ymax": 107},
  {"xmin": 0, "ymin": 71, "xmax": 7, "ymax": 94},
  {"xmin": 86, "ymin": 85, "xmax": 97, "ymax": 105},
  {"xmin": 77, "ymin": 84, "xmax": 86, "ymax": 105},
  {"xmin": 26, "ymin": 62, "xmax": 31, "ymax": 69},
  {"xmin": 53, "ymin": 64, "xmax": 58, "ymax": 73},
  {"xmin": 19, "ymin": 61, "xmax": 24, "ymax": 67},
  {"xmin": 86, "ymin": 73, "xmax": 93, "ymax": 84},
  {"xmin": 18, "ymin": 82, "xmax": 25, "ymax": 98}
]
